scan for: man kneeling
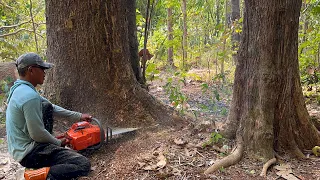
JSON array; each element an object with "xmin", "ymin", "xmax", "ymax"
[{"xmin": 6, "ymin": 53, "xmax": 91, "ymax": 180}]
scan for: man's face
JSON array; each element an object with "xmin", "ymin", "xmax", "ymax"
[{"xmin": 28, "ymin": 65, "xmax": 46, "ymax": 86}]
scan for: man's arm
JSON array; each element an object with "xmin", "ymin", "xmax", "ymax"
[
  {"xmin": 41, "ymin": 97, "xmax": 92, "ymax": 121},
  {"xmin": 23, "ymin": 98, "xmax": 61, "ymax": 146},
  {"xmin": 40, "ymin": 97, "xmax": 81, "ymax": 120}
]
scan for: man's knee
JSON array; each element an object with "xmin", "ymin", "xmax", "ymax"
[
  {"xmin": 77, "ymin": 155, "xmax": 91, "ymax": 175},
  {"xmin": 81, "ymin": 156, "xmax": 91, "ymax": 170}
]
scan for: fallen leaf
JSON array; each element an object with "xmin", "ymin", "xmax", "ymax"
[
  {"xmin": 174, "ymin": 138, "xmax": 186, "ymax": 145},
  {"xmin": 172, "ymin": 168, "xmax": 182, "ymax": 176},
  {"xmin": 274, "ymin": 164, "xmax": 291, "ymax": 171},
  {"xmin": 0, "ymin": 158, "xmax": 8, "ymax": 165},
  {"xmin": 143, "ymin": 164, "xmax": 157, "ymax": 171},
  {"xmin": 156, "ymin": 154, "xmax": 167, "ymax": 169},
  {"xmin": 276, "ymin": 171, "xmax": 299, "ymax": 180}
]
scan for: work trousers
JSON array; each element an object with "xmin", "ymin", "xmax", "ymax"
[{"xmin": 20, "ymin": 102, "xmax": 91, "ymax": 180}]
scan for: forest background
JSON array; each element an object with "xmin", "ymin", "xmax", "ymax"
[
  {"xmin": 0, "ymin": 0, "xmax": 320, "ymax": 179},
  {"xmin": 0, "ymin": 0, "xmax": 320, "ymax": 84}
]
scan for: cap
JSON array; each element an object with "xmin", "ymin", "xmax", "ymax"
[{"xmin": 16, "ymin": 52, "xmax": 54, "ymax": 70}]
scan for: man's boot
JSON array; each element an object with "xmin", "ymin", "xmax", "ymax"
[{"xmin": 24, "ymin": 167, "xmax": 50, "ymax": 180}]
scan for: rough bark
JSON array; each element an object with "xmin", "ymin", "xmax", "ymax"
[
  {"xmin": 221, "ymin": 0, "xmax": 320, "ymax": 163},
  {"xmin": 127, "ymin": 0, "xmax": 141, "ymax": 83},
  {"xmin": 44, "ymin": 0, "xmax": 185, "ymax": 128}
]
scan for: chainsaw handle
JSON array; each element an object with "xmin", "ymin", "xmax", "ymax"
[
  {"xmin": 56, "ymin": 134, "xmax": 65, "ymax": 139},
  {"xmin": 89, "ymin": 117, "xmax": 105, "ymax": 150}
]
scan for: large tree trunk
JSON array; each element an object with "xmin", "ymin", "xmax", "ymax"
[
  {"xmin": 206, "ymin": 0, "xmax": 320, "ymax": 174},
  {"xmin": 44, "ymin": 0, "xmax": 182, "ymax": 127}
]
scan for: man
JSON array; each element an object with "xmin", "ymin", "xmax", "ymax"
[{"xmin": 6, "ymin": 52, "xmax": 91, "ymax": 180}]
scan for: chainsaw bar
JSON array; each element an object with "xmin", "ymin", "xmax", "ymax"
[{"xmin": 105, "ymin": 127, "xmax": 139, "ymax": 143}]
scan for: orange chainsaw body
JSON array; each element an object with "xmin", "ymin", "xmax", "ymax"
[{"xmin": 65, "ymin": 121, "xmax": 102, "ymax": 151}]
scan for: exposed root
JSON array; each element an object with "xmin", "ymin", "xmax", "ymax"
[
  {"xmin": 204, "ymin": 140, "xmax": 244, "ymax": 175},
  {"xmin": 293, "ymin": 146, "xmax": 307, "ymax": 159},
  {"xmin": 259, "ymin": 158, "xmax": 277, "ymax": 177}
]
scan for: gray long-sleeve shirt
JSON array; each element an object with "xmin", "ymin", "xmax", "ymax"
[{"xmin": 6, "ymin": 80, "xmax": 81, "ymax": 162}]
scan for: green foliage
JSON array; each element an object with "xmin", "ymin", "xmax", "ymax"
[
  {"xmin": 146, "ymin": 62, "xmax": 160, "ymax": 81},
  {"xmin": 200, "ymin": 82, "xmax": 231, "ymax": 117},
  {"xmin": 163, "ymin": 72, "xmax": 189, "ymax": 113},
  {"xmin": 0, "ymin": 77, "xmax": 13, "ymax": 124},
  {"xmin": 0, "ymin": 0, "xmax": 47, "ymax": 62},
  {"xmin": 202, "ymin": 131, "xmax": 224, "ymax": 147}
]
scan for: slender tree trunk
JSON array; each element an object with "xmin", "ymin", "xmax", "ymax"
[
  {"xmin": 181, "ymin": 0, "xmax": 187, "ymax": 70},
  {"xmin": 221, "ymin": 0, "xmax": 229, "ymax": 82},
  {"xmin": 223, "ymin": 0, "xmax": 319, "ymax": 160},
  {"xmin": 141, "ymin": 0, "xmax": 151, "ymax": 84},
  {"xmin": 44, "ymin": 0, "xmax": 183, "ymax": 127},
  {"xmin": 231, "ymin": 0, "xmax": 240, "ymax": 64},
  {"xmin": 215, "ymin": 0, "xmax": 221, "ymax": 36},
  {"xmin": 29, "ymin": 0, "xmax": 39, "ymax": 53},
  {"xmin": 167, "ymin": 7, "xmax": 174, "ymax": 67}
]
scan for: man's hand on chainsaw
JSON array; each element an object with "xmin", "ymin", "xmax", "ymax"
[
  {"xmin": 60, "ymin": 138, "xmax": 70, "ymax": 147},
  {"xmin": 81, "ymin": 113, "xmax": 92, "ymax": 122}
]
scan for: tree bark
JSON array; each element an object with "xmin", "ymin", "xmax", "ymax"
[
  {"xmin": 44, "ymin": 0, "xmax": 184, "ymax": 128},
  {"xmin": 231, "ymin": 0, "xmax": 240, "ymax": 64},
  {"xmin": 127, "ymin": 0, "xmax": 141, "ymax": 83},
  {"xmin": 222, "ymin": 0, "xmax": 320, "ymax": 160}
]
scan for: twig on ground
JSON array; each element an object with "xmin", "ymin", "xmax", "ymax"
[
  {"xmin": 196, "ymin": 150, "xmax": 205, "ymax": 158},
  {"xmin": 94, "ymin": 168, "xmax": 108, "ymax": 179}
]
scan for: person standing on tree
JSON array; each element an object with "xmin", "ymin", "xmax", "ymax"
[{"xmin": 6, "ymin": 52, "xmax": 91, "ymax": 180}]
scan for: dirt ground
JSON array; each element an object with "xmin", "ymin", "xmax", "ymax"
[{"xmin": 0, "ymin": 74, "xmax": 320, "ymax": 180}]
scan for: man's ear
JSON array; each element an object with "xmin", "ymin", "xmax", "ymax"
[{"xmin": 28, "ymin": 66, "xmax": 33, "ymax": 73}]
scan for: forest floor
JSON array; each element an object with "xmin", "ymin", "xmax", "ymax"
[{"xmin": 0, "ymin": 69, "xmax": 320, "ymax": 180}]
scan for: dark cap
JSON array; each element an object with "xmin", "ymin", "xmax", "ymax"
[{"xmin": 16, "ymin": 52, "xmax": 54, "ymax": 70}]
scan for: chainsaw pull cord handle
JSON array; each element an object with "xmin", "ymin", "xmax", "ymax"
[{"xmin": 89, "ymin": 117, "xmax": 105, "ymax": 150}]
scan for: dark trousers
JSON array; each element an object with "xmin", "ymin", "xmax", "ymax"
[{"xmin": 20, "ymin": 102, "xmax": 91, "ymax": 180}]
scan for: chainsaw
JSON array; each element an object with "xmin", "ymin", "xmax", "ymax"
[{"xmin": 56, "ymin": 118, "xmax": 138, "ymax": 151}]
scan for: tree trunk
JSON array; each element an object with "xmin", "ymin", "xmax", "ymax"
[
  {"xmin": 127, "ymin": 0, "xmax": 141, "ymax": 83},
  {"xmin": 231, "ymin": 0, "xmax": 240, "ymax": 64},
  {"xmin": 181, "ymin": 0, "xmax": 187, "ymax": 70},
  {"xmin": 167, "ymin": 7, "xmax": 174, "ymax": 67},
  {"xmin": 222, "ymin": 0, "xmax": 319, "ymax": 160},
  {"xmin": 215, "ymin": 0, "xmax": 221, "ymax": 36},
  {"xmin": 44, "ymin": 0, "xmax": 183, "ymax": 127}
]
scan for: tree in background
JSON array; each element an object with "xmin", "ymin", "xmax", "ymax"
[
  {"xmin": 181, "ymin": 0, "xmax": 187, "ymax": 70},
  {"xmin": 44, "ymin": 0, "xmax": 183, "ymax": 127},
  {"xmin": 205, "ymin": 0, "xmax": 320, "ymax": 174},
  {"xmin": 167, "ymin": 4, "xmax": 174, "ymax": 67},
  {"xmin": 0, "ymin": 0, "xmax": 46, "ymax": 61}
]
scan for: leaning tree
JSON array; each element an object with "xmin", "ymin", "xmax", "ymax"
[
  {"xmin": 43, "ymin": 0, "xmax": 183, "ymax": 127},
  {"xmin": 205, "ymin": 0, "xmax": 320, "ymax": 175}
]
